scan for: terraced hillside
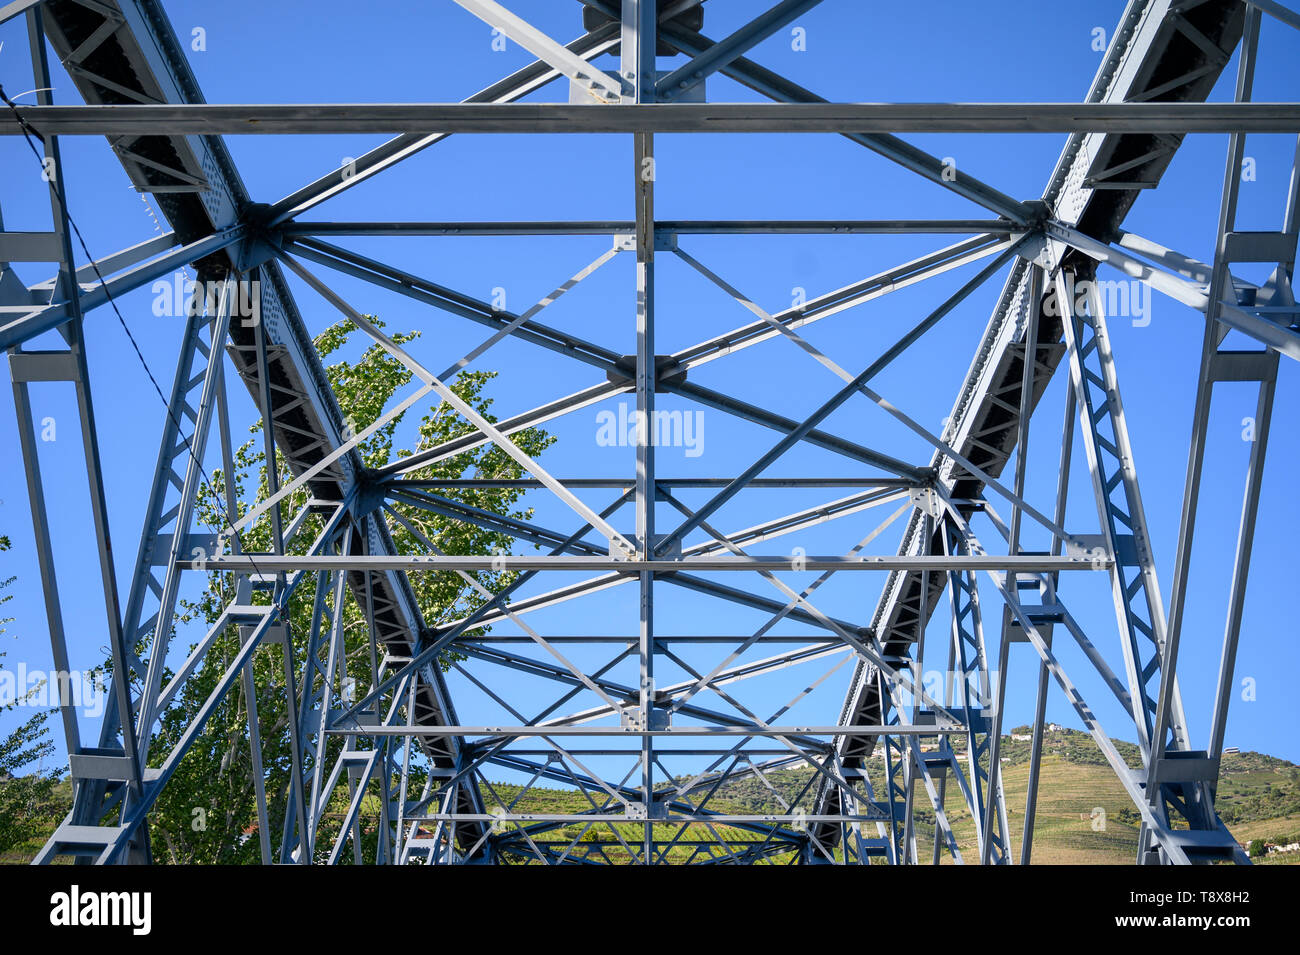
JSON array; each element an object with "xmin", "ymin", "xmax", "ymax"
[
  {"xmin": 484, "ymin": 729, "xmax": 1300, "ymax": 864},
  {"xmin": 3, "ymin": 728, "xmax": 1296, "ymax": 863}
]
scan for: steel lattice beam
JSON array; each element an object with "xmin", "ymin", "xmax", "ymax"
[{"xmin": 0, "ymin": 0, "xmax": 1292, "ymax": 866}]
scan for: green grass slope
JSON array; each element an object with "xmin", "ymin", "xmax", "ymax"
[{"xmin": 4, "ymin": 728, "xmax": 1297, "ymax": 864}]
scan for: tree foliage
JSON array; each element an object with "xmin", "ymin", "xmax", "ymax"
[
  {"xmin": 143, "ymin": 319, "xmax": 552, "ymax": 863},
  {"xmin": 0, "ymin": 538, "xmax": 65, "ymax": 856}
]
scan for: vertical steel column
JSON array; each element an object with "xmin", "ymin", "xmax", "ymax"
[
  {"xmin": 1156, "ymin": 9, "xmax": 1264, "ymax": 853},
  {"xmin": 213, "ymin": 354, "xmax": 275, "ymax": 865},
  {"xmin": 877, "ymin": 673, "xmax": 908, "ymax": 865},
  {"xmin": 939, "ymin": 518, "xmax": 1007, "ymax": 864},
  {"xmin": 18, "ymin": 5, "xmax": 150, "ymax": 863},
  {"xmin": 1000, "ymin": 269, "xmax": 1044, "ymax": 865},
  {"xmin": 1050, "ymin": 254, "xmax": 1243, "ymax": 862},
  {"xmin": 251, "ymin": 276, "xmax": 310, "ymax": 862},
  {"xmin": 900, "ymin": 514, "xmax": 931, "ymax": 864},
  {"xmin": 307, "ymin": 552, "xmax": 352, "ymax": 861},
  {"xmin": 1021, "ymin": 296, "xmax": 1076, "ymax": 864},
  {"xmin": 1163, "ymin": 8, "xmax": 1288, "ymax": 790},
  {"xmin": 1053, "ymin": 264, "xmax": 1178, "ymax": 761},
  {"xmin": 624, "ymin": 0, "xmax": 658, "ymax": 865}
]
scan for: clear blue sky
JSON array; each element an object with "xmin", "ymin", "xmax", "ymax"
[{"xmin": 1, "ymin": 1, "xmax": 1298, "ymax": 787}]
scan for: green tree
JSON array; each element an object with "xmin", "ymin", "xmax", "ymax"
[
  {"xmin": 143, "ymin": 318, "xmax": 553, "ymax": 863},
  {"xmin": 0, "ymin": 537, "xmax": 66, "ymax": 856}
]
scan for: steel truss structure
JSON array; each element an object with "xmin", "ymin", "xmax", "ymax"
[{"xmin": 1, "ymin": 0, "xmax": 1297, "ymax": 865}]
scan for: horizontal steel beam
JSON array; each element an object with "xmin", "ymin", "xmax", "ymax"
[
  {"xmin": 332, "ymin": 724, "xmax": 962, "ymax": 736},
  {"xmin": 281, "ymin": 219, "xmax": 1018, "ymax": 236},
  {"xmin": 456, "ymin": 635, "xmax": 841, "ymax": 643},
  {"xmin": 485, "ymin": 748, "xmax": 819, "ymax": 755},
  {"xmin": 10, "ymin": 103, "xmax": 1300, "ymax": 136},
  {"xmin": 187, "ymin": 554, "xmax": 1107, "ymax": 573},
  {"xmin": 392, "ymin": 477, "xmax": 916, "ymax": 489}
]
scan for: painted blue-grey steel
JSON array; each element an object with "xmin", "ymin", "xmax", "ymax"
[{"xmin": 1, "ymin": 0, "xmax": 1291, "ymax": 865}]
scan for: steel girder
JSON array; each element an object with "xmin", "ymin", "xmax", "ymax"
[
  {"xmin": 8, "ymin": 101, "xmax": 1300, "ymax": 136},
  {"xmin": 0, "ymin": 0, "xmax": 1295, "ymax": 865}
]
